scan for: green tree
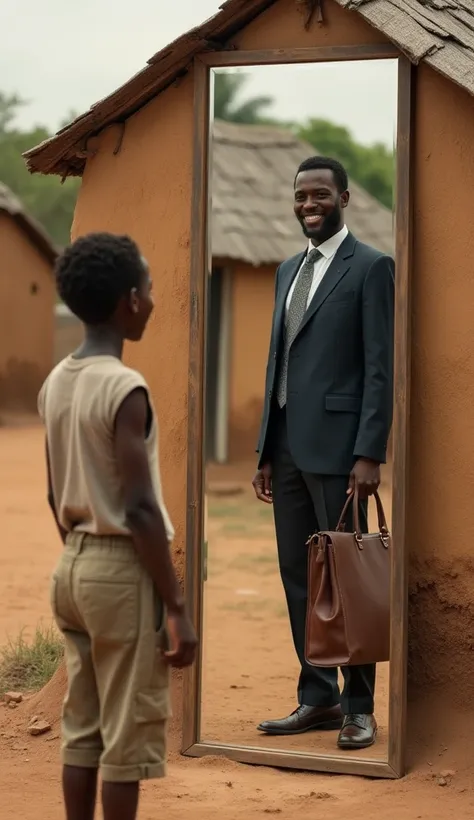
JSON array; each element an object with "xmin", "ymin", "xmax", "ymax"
[
  {"xmin": 0, "ymin": 93, "xmax": 78, "ymax": 247},
  {"xmin": 213, "ymin": 71, "xmax": 274, "ymax": 124},
  {"xmin": 297, "ymin": 118, "xmax": 394, "ymax": 209}
]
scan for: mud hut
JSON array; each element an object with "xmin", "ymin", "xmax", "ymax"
[
  {"xmin": 24, "ymin": 0, "xmax": 474, "ymax": 762},
  {"xmin": 0, "ymin": 183, "xmax": 57, "ymax": 415}
]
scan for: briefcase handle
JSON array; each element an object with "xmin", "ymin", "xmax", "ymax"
[{"xmin": 336, "ymin": 489, "xmax": 390, "ymax": 543}]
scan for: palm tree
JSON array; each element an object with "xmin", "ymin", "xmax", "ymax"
[{"xmin": 213, "ymin": 71, "xmax": 274, "ymax": 124}]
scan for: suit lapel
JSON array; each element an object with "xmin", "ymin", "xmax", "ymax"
[{"xmin": 296, "ymin": 232, "xmax": 357, "ymax": 338}]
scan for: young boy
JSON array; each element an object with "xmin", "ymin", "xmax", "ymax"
[{"xmin": 38, "ymin": 232, "xmax": 197, "ymax": 820}]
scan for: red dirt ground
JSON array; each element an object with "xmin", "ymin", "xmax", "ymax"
[{"xmin": 0, "ymin": 425, "xmax": 473, "ymax": 819}]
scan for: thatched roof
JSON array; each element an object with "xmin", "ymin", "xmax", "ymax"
[
  {"xmin": 211, "ymin": 120, "xmax": 393, "ymax": 264},
  {"xmin": 0, "ymin": 183, "xmax": 58, "ymax": 263},
  {"xmin": 23, "ymin": 0, "xmax": 474, "ymax": 179}
]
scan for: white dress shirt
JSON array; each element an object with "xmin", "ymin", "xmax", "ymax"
[{"xmin": 285, "ymin": 224, "xmax": 349, "ymax": 315}]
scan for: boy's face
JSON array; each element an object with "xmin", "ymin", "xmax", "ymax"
[{"xmin": 125, "ymin": 258, "xmax": 154, "ymax": 341}]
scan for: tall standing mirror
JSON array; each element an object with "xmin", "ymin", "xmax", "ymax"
[{"xmin": 184, "ymin": 46, "xmax": 411, "ymax": 779}]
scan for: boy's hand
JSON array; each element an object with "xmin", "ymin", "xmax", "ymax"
[{"xmin": 163, "ymin": 612, "xmax": 198, "ymax": 668}]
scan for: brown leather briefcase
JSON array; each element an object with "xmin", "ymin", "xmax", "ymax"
[{"xmin": 305, "ymin": 490, "xmax": 391, "ymax": 668}]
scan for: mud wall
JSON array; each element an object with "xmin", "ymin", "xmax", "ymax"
[
  {"xmin": 228, "ymin": 261, "xmax": 275, "ymax": 461},
  {"xmin": 0, "ymin": 214, "xmax": 54, "ymax": 414},
  {"xmin": 232, "ymin": 0, "xmax": 387, "ymax": 48},
  {"xmin": 408, "ymin": 64, "xmax": 474, "ymax": 742}
]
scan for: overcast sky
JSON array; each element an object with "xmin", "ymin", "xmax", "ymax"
[{"xmin": 1, "ymin": 0, "xmax": 397, "ymax": 146}]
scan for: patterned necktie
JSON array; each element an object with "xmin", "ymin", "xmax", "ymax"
[{"xmin": 276, "ymin": 248, "xmax": 322, "ymax": 408}]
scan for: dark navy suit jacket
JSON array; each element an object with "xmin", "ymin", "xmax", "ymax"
[{"xmin": 257, "ymin": 231, "xmax": 395, "ymax": 475}]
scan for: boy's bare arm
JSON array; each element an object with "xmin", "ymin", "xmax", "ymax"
[
  {"xmin": 114, "ymin": 387, "xmax": 197, "ymax": 668},
  {"xmin": 45, "ymin": 439, "xmax": 67, "ymax": 544}
]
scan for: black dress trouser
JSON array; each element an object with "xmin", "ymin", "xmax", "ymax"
[{"xmin": 268, "ymin": 407, "xmax": 376, "ymax": 715}]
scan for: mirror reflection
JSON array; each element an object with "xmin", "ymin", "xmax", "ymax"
[{"xmin": 201, "ymin": 60, "xmax": 397, "ymax": 760}]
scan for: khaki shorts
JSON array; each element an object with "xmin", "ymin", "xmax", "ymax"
[{"xmin": 50, "ymin": 532, "xmax": 171, "ymax": 783}]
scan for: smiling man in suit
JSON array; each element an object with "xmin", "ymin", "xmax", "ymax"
[{"xmin": 252, "ymin": 156, "xmax": 394, "ymax": 751}]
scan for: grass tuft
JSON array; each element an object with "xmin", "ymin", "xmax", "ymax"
[{"xmin": 0, "ymin": 624, "xmax": 64, "ymax": 696}]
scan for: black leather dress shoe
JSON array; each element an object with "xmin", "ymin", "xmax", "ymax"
[
  {"xmin": 337, "ymin": 714, "xmax": 377, "ymax": 749},
  {"xmin": 257, "ymin": 704, "xmax": 343, "ymax": 735}
]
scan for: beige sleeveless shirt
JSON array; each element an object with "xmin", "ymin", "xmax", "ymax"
[{"xmin": 37, "ymin": 355, "xmax": 175, "ymax": 541}]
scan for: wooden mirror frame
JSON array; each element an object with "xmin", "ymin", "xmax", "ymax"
[{"xmin": 183, "ymin": 43, "xmax": 413, "ymax": 779}]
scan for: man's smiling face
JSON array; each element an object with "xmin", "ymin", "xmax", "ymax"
[{"xmin": 293, "ymin": 168, "xmax": 349, "ymax": 246}]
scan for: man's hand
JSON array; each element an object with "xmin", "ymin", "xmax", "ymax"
[
  {"xmin": 252, "ymin": 463, "xmax": 273, "ymax": 504},
  {"xmin": 348, "ymin": 458, "xmax": 381, "ymax": 500},
  {"xmin": 163, "ymin": 611, "xmax": 198, "ymax": 668}
]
